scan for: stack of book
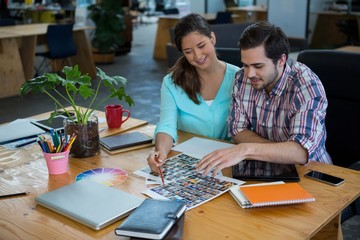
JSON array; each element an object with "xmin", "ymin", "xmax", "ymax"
[{"xmin": 100, "ymin": 132, "xmax": 153, "ymax": 154}]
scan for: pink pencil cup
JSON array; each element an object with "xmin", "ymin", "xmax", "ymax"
[{"xmin": 44, "ymin": 150, "xmax": 70, "ymax": 175}]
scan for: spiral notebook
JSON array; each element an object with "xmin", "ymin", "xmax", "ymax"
[{"xmin": 230, "ymin": 182, "xmax": 315, "ymax": 208}]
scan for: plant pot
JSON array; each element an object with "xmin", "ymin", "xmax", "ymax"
[
  {"xmin": 92, "ymin": 50, "xmax": 115, "ymax": 64},
  {"xmin": 64, "ymin": 115, "xmax": 100, "ymax": 158}
]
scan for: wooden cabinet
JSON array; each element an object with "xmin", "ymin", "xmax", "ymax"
[{"xmin": 310, "ymin": 12, "xmax": 359, "ymax": 48}]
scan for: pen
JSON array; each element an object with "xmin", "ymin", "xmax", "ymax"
[
  {"xmin": 15, "ymin": 138, "xmax": 37, "ymax": 148},
  {"xmin": 155, "ymin": 154, "xmax": 165, "ymax": 186},
  {"xmin": 0, "ymin": 191, "xmax": 29, "ymax": 199}
]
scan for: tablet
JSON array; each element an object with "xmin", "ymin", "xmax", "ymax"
[
  {"xmin": 31, "ymin": 115, "xmax": 68, "ymax": 133},
  {"xmin": 232, "ymin": 160, "xmax": 300, "ymax": 182}
]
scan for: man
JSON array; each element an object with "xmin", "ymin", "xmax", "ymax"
[{"xmin": 197, "ymin": 21, "xmax": 332, "ymax": 177}]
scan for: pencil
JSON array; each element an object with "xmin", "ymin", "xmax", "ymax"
[
  {"xmin": 0, "ymin": 191, "xmax": 29, "ymax": 199},
  {"xmin": 158, "ymin": 166, "xmax": 165, "ymax": 186},
  {"xmin": 155, "ymin": 154, "xmax": 165, "ymax": 186}
]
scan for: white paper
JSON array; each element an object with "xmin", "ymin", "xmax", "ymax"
[
  {"xmin": 141, "ymin": 173, "xmax": 243, "ymax": 210},
  {"xmin": 171, "ymin": 137, "xmax": 235, "ymax": 159}
]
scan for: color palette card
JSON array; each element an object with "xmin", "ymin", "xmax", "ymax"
[{"xmin": 76, "ymin": 168, "xmax": 128, "ymax": 186}]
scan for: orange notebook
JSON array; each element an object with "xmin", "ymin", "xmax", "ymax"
[{"xmin": 239, "ymin": 183, "xmax": 315, "ymax": 208}]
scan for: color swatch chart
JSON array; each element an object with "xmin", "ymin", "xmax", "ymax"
[
  {"xmin": 76, "ymin": 168, "xmax": 128, "ymax": 186},
  {"xmin": 136, "ymin": 153, "xmax": 243, "ymax": 209}
]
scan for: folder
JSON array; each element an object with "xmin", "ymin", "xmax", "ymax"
[
  {"xmin": 115, "ymin": 199, "xmax": 186, "ymax": 239},
  {"xmin": 0, "ymin": 119, "xmax": 45, "ymax": 144}
]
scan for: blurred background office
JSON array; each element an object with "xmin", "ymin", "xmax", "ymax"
[{"xmin": 0, "ymin": 0, "xmax": 359, "ymax": 239}]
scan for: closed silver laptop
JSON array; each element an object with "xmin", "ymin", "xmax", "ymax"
[{"xmin": 35, "ymin": 179, "xmax": 144, "ymax": 230}]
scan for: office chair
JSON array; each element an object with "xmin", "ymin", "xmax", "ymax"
[
  {"xmin": 163, "ymin": 8, "xmax": 179, "ymax": 15},
  {"xmin": 35, "ymin": 23, "xmax": 77, "ymax": 76},
  {"xmin": 214, "ymin": 11, "xmax": 232, "ymax": 24},
  {"xmin": 287, "ymin": 37, "xmax": 308, "ymax": 52},
  {"xmin": 155, "ymin": 0, "xmax": 164, "ymax": 12},
  {"xmin": 297, "ymin": 49, "xmax": 360, "ymax": 223}
]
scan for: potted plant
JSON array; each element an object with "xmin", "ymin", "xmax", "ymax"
[
  {"xmin": 19, "ymin": 65, "xmax": 134, "ymax": 158},
  {"xmin": 87, "ymin": 0, "xmax": 126, "ymax": 63}
]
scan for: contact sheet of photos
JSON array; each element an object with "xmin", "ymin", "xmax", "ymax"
[{"xmin": 135, "ymin": 153, "xmax": 243, "ymax": 210}]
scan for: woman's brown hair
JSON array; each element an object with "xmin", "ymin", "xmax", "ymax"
[{"xmin": 169, "ymin": 13, "xmax": 213, "ymax": 104}]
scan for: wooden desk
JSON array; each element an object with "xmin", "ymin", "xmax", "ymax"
[
  {"xmin": 226, "ymin": 5, "xmax": 267, "ymax": 23},
  {"xmin": 336, "ymin": 45, "xmax": 360, "ymax": 53},
  {"xmin": 0, "ymin": 23, "xmax": 96, "ymax": 99},
  {"xmin": 153, "ymin": 13, "xmax": 216, "ymax": 60},
  {"xmin": 0, "ymin": 112, "xmax": 359, "ymax": 239}
]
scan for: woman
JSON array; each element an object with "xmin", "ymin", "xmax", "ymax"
[{"xmin": 147, "ymin": 13, "xmax": 239, "ymax": 172}]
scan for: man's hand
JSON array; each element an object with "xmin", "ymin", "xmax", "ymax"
[{"xmin": 196, "ymin": 145, "xmax": 247, "ymax": 177}]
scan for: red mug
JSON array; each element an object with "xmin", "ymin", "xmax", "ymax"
[{"xmin": 105, "ymin": 104, "xmax": 130, "ymax": 128}]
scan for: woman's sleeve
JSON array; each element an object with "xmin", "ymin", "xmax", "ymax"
[{"xmin": 154, "ymin": 75, "xmax": 179, "ymax": 142}]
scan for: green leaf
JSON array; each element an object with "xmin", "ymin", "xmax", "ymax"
[
  {"xmin": 79, "ymin": 84, "xmax": 94, "ymax": 99},
  {"xmin": 19, "ymin": 64, "xmax": 133, "ymax": 124}
]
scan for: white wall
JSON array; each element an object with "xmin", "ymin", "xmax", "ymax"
[
  {"xmin": 255, "ymin": 0, "xmax": 267, "ymax": 7},
  {"xmin": 267, "ymin": 0, "xmax": 308, "ymax": 38},
  {"xmin": 189, "ymin": 0, "xmax": 205, "ymax": 13},
  {"xmin": 239, "ymin": 0, "xmax": 254, "ymax": 6},
  {"xmin": 207, "ymin": 0, "xmax": 226, "ymax": 13}
]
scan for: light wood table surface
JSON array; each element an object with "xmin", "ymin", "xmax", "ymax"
[
  {"xmin": 0, "ymin": 23, "xmax": 96, "ymax": 99},
  {"xmin": 336, "ymin": 45, "xmax": 360, "ymax": 53},
  {"xmin": 0, "ymin": 111, "xmax": 359, "ymax": 239}
]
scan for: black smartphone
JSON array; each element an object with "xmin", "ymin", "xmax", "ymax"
[{"xmin": 304, "ymin": 170, "xmax": 344, "ymax": 186}]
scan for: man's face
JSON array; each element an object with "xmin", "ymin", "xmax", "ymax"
[{"xmin": 241, "ymin": 45, "xmax": 285, "ymax": 94}]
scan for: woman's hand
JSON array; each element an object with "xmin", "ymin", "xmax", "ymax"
[{"xmin": 147, "ymin": 151, "xmax": 167, "ymax": 173}]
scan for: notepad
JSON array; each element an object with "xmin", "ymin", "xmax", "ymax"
[
  {"xmin": 100, "ymin": 132, "xmax": 153, "ymax": 153},
  {"xmin": 230, "ymin": 183, "xmax": 315, "ymax": 208},
  {"xmin": 115, "ymin": 199, "xmax": 186, "ymax": 239}
]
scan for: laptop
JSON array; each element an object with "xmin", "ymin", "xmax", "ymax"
[
  {"xmin": 35, "ymin": 180, "xmax": 144, "ymax": 230},
  {"xmin": 0, "ymin": 119, "xmax": 45, "ymax": 144},
  {"xmin": 232, "ymin": 160, "xmax": 300, "ymax": 182}
]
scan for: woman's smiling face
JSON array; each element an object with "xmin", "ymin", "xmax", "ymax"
[{"xmin": 181, "ymin": 31, "xmax": 216, "ymax": 70}]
